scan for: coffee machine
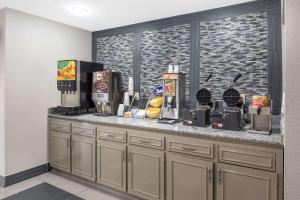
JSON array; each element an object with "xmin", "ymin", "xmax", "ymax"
[
  {"xmin": 92, "ymin": 71, "xmax": 121, "ymax": 116},
  {"xmin": 183, "ymin": 74, "xmax": 213, "ymax": 127},
  {"xmin": 211, "ymin": 73, "xmax": 246, "ymax": 131},
  {"xmin": 159, "ymin": 73, "xmax": 186, "ymax": 123},
  {"xmin": 57, "ymin": 60, "xmax": 103, "ymax": 115}
]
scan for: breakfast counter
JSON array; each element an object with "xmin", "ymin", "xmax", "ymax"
[{"xmin": 48, "ymin": 113, "xmax": 284, "ymax": 146}]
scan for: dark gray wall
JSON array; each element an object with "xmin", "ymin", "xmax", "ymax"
[
  {"xmin": 199, "ymin": 11, "xmax": 269, "ymax": 101},
  {"xmin": 140, "ymin": 24, "xmax": 191, "ymax": 100},
  {"xmin": 92, "ymin": 0, "xmax": 282, "ymax": 114},
  {"xmin": 96, "ymin": 33, "xmax": 134, "ymax": 93}
]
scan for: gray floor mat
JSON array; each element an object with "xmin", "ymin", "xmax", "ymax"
[{"xmin": 2, "ymin": 182, "xmax": 84, "ymax": 200}]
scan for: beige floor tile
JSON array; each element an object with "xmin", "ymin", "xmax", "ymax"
[
  {"xmin": 37, "ymin": 172, "xmax": 87, "ymax": 195},
  {"xmin": 78, "ymin": 187, "xmax": 123, "ymax": 200}
]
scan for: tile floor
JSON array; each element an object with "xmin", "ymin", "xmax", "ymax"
[{"xmin": 0, "ymin": 172, "xmax": 132, "ymax": 200}]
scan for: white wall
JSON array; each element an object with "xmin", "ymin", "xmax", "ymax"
[
  {"xmin": 0, "ymin": 8, "xmax": 6, "ymax": 177},
  {"xmin": 2, "ymin": 8, "xmax": 91, "ymax": 176},
  {"xmin": 283, "ymin": 0, "xmax": 300, "ymax": 199}
]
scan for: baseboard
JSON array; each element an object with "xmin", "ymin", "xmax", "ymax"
[
  {"xmin": 0, "ymin": 163, "xmax": 51, "ymax": 187},
  {"xmin": 0, "ymin": 174, "xmax": 5, "ymax": 187}
]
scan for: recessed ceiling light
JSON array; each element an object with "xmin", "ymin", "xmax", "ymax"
[{"xmin": 69, "ymin": 4, "xmax": 89, "ymax": 16}]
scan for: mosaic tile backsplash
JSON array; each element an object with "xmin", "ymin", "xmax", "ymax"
[
  {"xmin": 95, "ymin": 11, "xmax": 270, "ymax": 105},
  {"xmin": 140, "ymin": 24, "xmax": 191, "ymax": 99},
  {"xmin": 199, "ymin": 11, "xmax": 269, "ymax": 102},
  {"xmin": 96, "ymin": 33, "xmax": 134, "ymax": 93}
]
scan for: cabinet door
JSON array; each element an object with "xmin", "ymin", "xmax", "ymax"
[
  {"xmin": 97, "ymin": 140, "xmax": 126, "ymax": 191},
  {"xmin": 71, "ymin": 135, "xmax": 96, "ymax": 181},
  {"xmin": 217, "ymin": 163, "xmax": 277, "ymax": 200},
  {"xmin": 50, "ymin": 131, "xmax": 71, "ymax": 173},
  {"xmin": 167, "ymin": 153, "xmax": 213, "ymax": 200},
  {"xmin": 128, "ymin": 145, "xmax": 164, "ymax": 200}
]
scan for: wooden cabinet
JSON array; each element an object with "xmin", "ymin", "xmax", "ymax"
[
  {"xmin": 216, "ymin": 163, "xmax": 277, "ymax": 200},
  {"xmin": 98, "ymin": 126, "xmax": 127, "ymax": 143},
  {"xmin": 48, "ymin": 117, "xmax": 283, "ymax": 200},
  {"xmin": 49, "ymin": 131, "xmax": 71, "ymax": 173},
  {"xmin": 166, "ymin": 153, "xmax": 213, "ymax": 200},
  {"xmin": 167, "ymin": 135, "xmax": 214, "ymax": 159},
  {"xmin": 71, "ymin": 135, "xmax": 96, "ymax": 181},
  {"xmin": 49, "ymin": 119, "xmax": 71, "ymax": 133},
  {"xmin": 97, "ymin": 140, "xmax": 126, "ymax": 191},
  {"xmin": 128, "ymin": 145, "xmax": 165, "ymax": 200},
  {"xmin": 218, "ymin": 145, "xmax": 276, "ymax": 172}
]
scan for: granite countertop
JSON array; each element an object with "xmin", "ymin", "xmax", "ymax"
[{"xmin": 48, "ymin": 114, "xmax": 284, "ymax": 146}]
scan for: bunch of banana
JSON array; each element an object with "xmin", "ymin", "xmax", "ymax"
[{"xmin": 146, "ymin": 97, "xmax": 163, "ymax": 119}]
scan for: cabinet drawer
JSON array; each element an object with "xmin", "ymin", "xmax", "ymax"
[
  {"xmin": 72, "ymin": 123, "xmax": 96, "ymax": 138},
  {"xmin": 166, "ymin": 136, "xmax": 213, "ymax": 159},
  {"xmin": 218, "ymin": 145, "xmax": 276, "ymax": 171},
  {"xmin": 98, "ymin": 126, "xmax": 127, "ymax": 143},
  {"xmin": 49, "ymin": 119, "xmax": 71, "ymax": 133},
  {"xmin": 128, "ymin": 130, "xmax": 164, "ymax": 150}
]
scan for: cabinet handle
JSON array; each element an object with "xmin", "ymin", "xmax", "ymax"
[
  {"xmin": 128, "ymin": 152, "xmax": 132, "ymax": 161},
  {"xmin": 218, "ymin": 170, "xmax": 223, "ymax": 184},
  {"xmin": 106, "ymin": 134, "xmax": 116, "ymax": 138},
  {"xmin": 78, "ymin": 129, "xmax": 88, "ymax": 134},
  {"xmin": 53, "ymin": 125, "xmax": 64, "ymax": 129},
  {"xmin": 138, "ymin": 139, "xmax": 151, "ymax": 144},
  {"xmin": 122, "ymin": 151, "xmax": 126, "ymax": 161},
  {"xmin": 208, "ymin": 168, "xmax": 213, "ymax": 181},
  {"xmin": 181, "ymin": 146, "xmax": 196, "ymax": 151}
]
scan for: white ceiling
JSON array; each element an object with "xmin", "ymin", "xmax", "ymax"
[{"xmin": 0, "ymin": 0, "xmax": 254, "ymax": 31}]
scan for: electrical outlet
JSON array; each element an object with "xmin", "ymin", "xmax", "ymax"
[{"xmin": 135, "ymin": 92, "xmax": 140, "ymax": 100}]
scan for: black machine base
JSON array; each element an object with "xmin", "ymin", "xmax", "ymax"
[
  {"xmin": 183, "ymin": 108, "xmax": 211, "ymax": 127},
  {"xmin": 53, "ymin": 106, "xmax": 96, "ymax": 116},
  {"xmin": 211, "ymin": 110, "xmax": 243, "ymax": 131}
]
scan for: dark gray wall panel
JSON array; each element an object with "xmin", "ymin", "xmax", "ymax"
[
  {"xmin": 92, "ymin": 0, "xmax": 282, "ymax": 113},
  {"xmin": 96, "ymin": 33, "xmax": 134, "ymax": 93},
  {"xmin": 140, "ymin": 24, "xmax": 191, "ymax": 99},
  {"xmin": 199, "ymin": 11, "xmax": 269, "ymax": 102}
]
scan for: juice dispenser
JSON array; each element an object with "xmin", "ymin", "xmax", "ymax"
[{"xmin": 57, "ymin": 60, "xmax": 103, "ymax": 115}]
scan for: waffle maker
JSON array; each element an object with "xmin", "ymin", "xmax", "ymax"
[
  {"xmin": 183, "ymin": 74, "xmax": 213, "ymax": 127},
  {"xmin": 211, "ymin": 73, "xmax": 246, "ymax": 131}
]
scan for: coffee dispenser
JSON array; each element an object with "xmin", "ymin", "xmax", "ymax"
[
  {"xmin": 159, "ymin": 73, "xmax": 186, "ymax": 123},
  {"xmin": 57, "ymin": 60, "xmax": 103, "ymax": 115},
  {"xmin": 92, "ymin": 71, "xmax": 121, "ymax": 116}
]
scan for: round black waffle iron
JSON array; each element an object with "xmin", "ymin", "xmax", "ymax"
[
  {"xmin": 223, "ymin": 88, "xmax": 241, "ymax": 107},
  {"xmin": 196, "ymin": 73, "xmax": 213, "ymax": 106},
  {"xmin": 183, "ymin": 73, "xmax": 213, "ymax": 128},
  {"xmin": 223, "ymin": 73, "xmax": 243, "ymax": 108},
  {"xmin": 196, "ymin": 88, "xmax": 212, "ymax": 106}
]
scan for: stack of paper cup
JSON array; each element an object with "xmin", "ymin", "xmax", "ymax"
[
  {"xmin": 174, "ymin": 65, "xmax": 179, "ymax": 73},
  {"xmin": 128, "ymin": 77, "xmax": 134, "ymax": 96},
  {"xmin": 168, "ymin": 65, "xmax": 179, "ymax": 73},
  {"xmin": 168, "ymin": 65, "xmax": 173, "ymax": 73}
]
